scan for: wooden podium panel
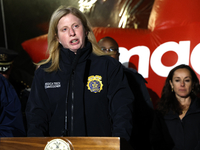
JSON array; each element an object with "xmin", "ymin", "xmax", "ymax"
[{"xmin": 0, "ymin": 137, "xmax": 120, "ymax": 150}]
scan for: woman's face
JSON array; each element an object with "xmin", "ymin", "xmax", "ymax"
[
  {"xmin": 170, "ymin": 68, "xmax": 193, "ymax": 99},
  {"xmin": 57, "ymin": 13, "xmax": 86, "ymax": 53}
]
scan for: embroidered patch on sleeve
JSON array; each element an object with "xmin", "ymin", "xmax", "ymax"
[{"xmin": 87, "ymin": 75, "xmax": 103, "ymax": 93}]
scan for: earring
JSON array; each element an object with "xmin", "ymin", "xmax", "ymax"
[{"xmin": 171, "ymin": 87, "xmax": 173, "ymax": 92}]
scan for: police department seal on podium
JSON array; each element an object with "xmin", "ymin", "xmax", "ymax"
[{"xmin": 44, "ymin": 139, "xmax": 72, "ymax": 150}]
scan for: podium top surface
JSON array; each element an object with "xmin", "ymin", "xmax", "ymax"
[{"xmin": 0, "ymin": 137, "xmax": 120, "ymax": 150}]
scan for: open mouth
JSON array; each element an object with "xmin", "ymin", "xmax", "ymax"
[{"xmin": 71, "ymin": 39, "xmax": 78, "ymax": 43}]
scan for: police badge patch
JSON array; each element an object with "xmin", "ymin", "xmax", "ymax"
[{"xmin": 87, "ymin": 75, "xmax": 103, "ymax": 93}]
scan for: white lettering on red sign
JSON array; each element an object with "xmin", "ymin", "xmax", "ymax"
[
  {"xmin": 191, "ymin": 43, "xmax": 200, "ymax": 74},
  {"xmin": 119, "ymin": 41, "xmax": 200, "ymax": 78},
  {"xmin": 119, "ymin": 46, "xmax": 150, "ymax": 78}
]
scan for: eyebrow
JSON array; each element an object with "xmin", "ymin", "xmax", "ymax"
[{"xmin": 173, "ymin": 76, "xmax": 191, "ymax": 79}]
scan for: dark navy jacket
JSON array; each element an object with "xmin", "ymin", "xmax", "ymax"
[
  {"xmin": 0, "ymin": 74, "xmax": 25, "ymax": 137},
  {"xmin": 124, "ymin": 67, "xmax": 154, "ymax": 150},
  {"xmin": 150, "ymin": 97, "xmax": 200, "ymax": 150},
  {"xmin": 26, "ymin": 42, "xmax": 134, "ymax": 141}
]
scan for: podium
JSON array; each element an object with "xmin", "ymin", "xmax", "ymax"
[{"xmin": 0, "ymin": 137, "xmax": 133, "ymax": 150}]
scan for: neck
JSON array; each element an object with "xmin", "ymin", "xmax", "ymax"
[{"xmin": 177, "ymin": 97, "xmax": 191, "ymax": 111}]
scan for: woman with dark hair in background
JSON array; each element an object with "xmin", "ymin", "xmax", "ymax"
[
  {"xmin": 25, "ymin": 5, "xmax": 134, "ymax": 143},
  {"xmin": 150, "ymin": 64, "xmax": 200, "ymax": 150}
]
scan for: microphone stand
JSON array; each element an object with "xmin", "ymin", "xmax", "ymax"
[{"xmin": 1, "ymin": 0, "xmax": 8, "ymax": 48}]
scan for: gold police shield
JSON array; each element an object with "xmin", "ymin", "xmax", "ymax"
[{"xmin": 87, "ymin": 75, "xmax": 103, "ymax": 93}]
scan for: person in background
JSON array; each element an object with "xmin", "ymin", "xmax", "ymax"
[
  {"xmin": 150, "ymin": 64, "xmax": 200, "ymax": 150},
  {"xmin": 0, "ymin": 47, "xmax": 26, "ymax": 137},
  {"xmin": 0, "ymin": 47, "xmax": 33, "ymax": 133},
  {"xmin": 26, "ymin": 6, "xmax": 134, "ymax": 143},
  {"xmin": 98, "ymin": 36, "xmax": 154, "ymax": 150}
]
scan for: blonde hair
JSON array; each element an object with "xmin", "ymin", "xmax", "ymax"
[{"xmin": 38, "ymin": 6, "xmax": 105, "ymax": 72}]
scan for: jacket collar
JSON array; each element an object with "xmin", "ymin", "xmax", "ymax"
[
  {"xmin": 187, "ymin": 97, "xmax": 200, "ymax": 114},
  {"xmin": 60, "ymin": 40, "xmax": 92, "ymax": 65},
  {"xmin": 164, "ymin": 97, "xmax": 200, "ymax": 120}
]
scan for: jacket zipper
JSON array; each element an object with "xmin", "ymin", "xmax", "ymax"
[{"xmin": 70, "ymin": 70, "xmax": 75, "ymax": 135}]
